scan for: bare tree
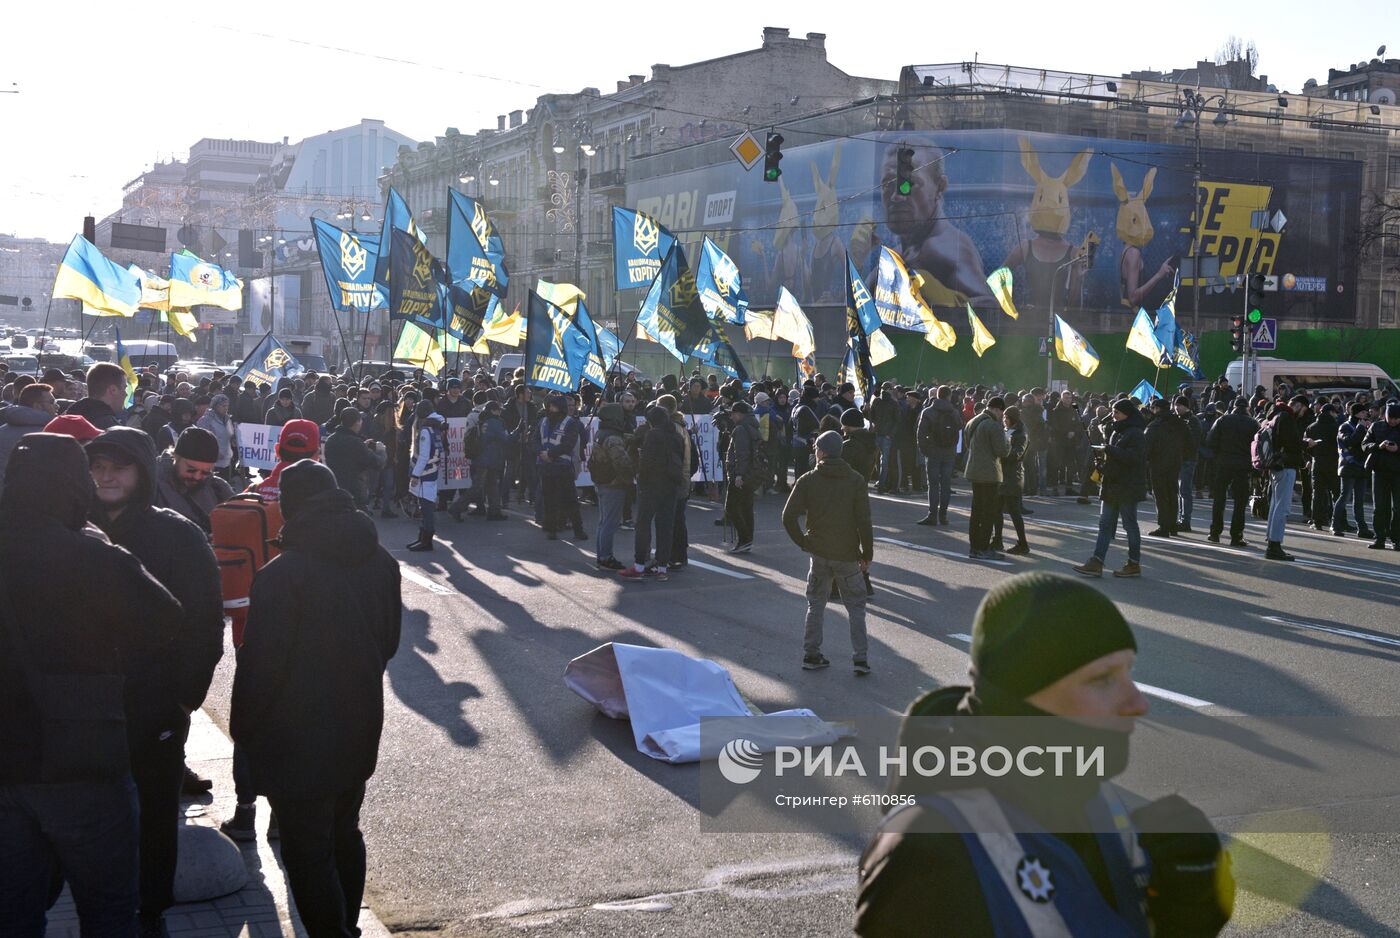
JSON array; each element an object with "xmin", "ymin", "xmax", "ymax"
[
  {"xmin": 1215, "ymin": 36, "xmax": 1261, "ymax": 89},
  {"xmin": 1353, "ymin": 193, "xmax": 1400, "ymax": 276}
]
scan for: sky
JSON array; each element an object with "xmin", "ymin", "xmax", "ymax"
[{"xmin": 2, "ymin": 0, "xmax": 1389, "ymax": 243}]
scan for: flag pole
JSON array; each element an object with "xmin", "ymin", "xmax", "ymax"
[
  {"xmin": 356, "ymin": 306, "xmax": 377, "ymax": 383},
  {"xmin": 329, "ymin": 306, "xmax": 356, "ymax": 379}
]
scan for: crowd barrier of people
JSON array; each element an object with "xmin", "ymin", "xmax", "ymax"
[{"xmin": 1, "ymin": 355, "xmax": 1395, "ymax": 936}]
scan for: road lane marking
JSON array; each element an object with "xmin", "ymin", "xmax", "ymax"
[
  {"xmin": 399, "ymin": 563, "xmax": 454, "ymax": 595},
  {"xmin": 687, "ymin": 558, "xmax": 756, "ymax": 580},
  {"xmin": 876, "ymin": 536, "xmax": 1014, "ymax": 566},
  {"xmin": 1132, "ymin": 683, "xmax": 1214, "ymax": 708},
  {"xmin": 1261, "ymin": 615, "xmax": 1400, "ymax": 650},
  {"xmin": 945, "ymin": 633, "xmax": 1213, "ymax": 707}
]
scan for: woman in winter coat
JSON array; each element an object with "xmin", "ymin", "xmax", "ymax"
[
  {"xmin": 768, "ymin": 387, "xmax": 793, "ymax": 492},
  {"xmin": 408, "ymin": 400, "xmax": 443, "ymax": 551},
  {"xmin": 994, "ymin": 405, "xmax": 1030, "ymax": 555},
  {"xmin": 1075, "ymin": 398, "xmax": 1147, "ymax": 578}
]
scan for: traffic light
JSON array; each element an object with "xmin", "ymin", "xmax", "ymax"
[
  {"xmin": 1246, "ymin": 273, "xmax": 1266, "ymax": 325},
  {"xmin": 763, "ymin": 132, "xmax": 784, "ymax": 182},
  {"xmin": 896, "ymin": 146, "xmax": 915, "ymax": 196},
  {"xmin": 1230, "ymin": 316, "xmax": 1245, "ymax": 353}
]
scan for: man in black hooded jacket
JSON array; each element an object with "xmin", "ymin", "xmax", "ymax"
[
  {"xmin": 86, "ymin": 427, "xmax": 225, "ymax": 934},
  {"xmin": 231, "ymin": 460, "xmax": 401, "ymax": 938},
  {"xmin": 0, "ymin": 433, "xmax": 184, "ymax": 936}
]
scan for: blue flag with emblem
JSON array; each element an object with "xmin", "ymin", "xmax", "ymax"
[
  {"xmin": 846, "ymin": 253, "xmax": 881, "ymax": 335},
  {"xmin": 613, "ymin": 207, "xmax": 676, "ymax": 290},
  {"xmin": 447, "ymin": 189, "xmax": 508, "ymax": 298},
  {"xmin": 634, "ymin": 244, "xmax": 711, "ymax": 363},
  {"xmin": 694, "ymin": 237, "xmax": 748, "ymax": 325},
  {"xmin": 1173, "ymin": 330, "xmax": 1204, "ymax": 379},
  {"xmin": 388, "ymin": 229, "xmax": 445, "ymax": 333},
  {"xmin": 312, "ymin": 218, "xmax": 385, "ymax": 314},
  {"xmin": 373, "ymin": 187, "xmax": 419, "ymax": 288},
  {"xmin": 525, "ymin": 291, "xmax": 591, "ymax": 392},
  {"xmin": 442, "ymin": 280, "xmax": 493, "ymax": 345},
  {"xmin": 572, "ymin": 297, "xmax": 609, "ymax": 389},
  {"xmin": 597, "ymin": 326, "xmax": 622, "ymax": 371},
  {"xmin": 843, "ymin": 258, "xmax": 878, "ymax": 399},
  {"xmin": 234, "ymin": 332, "xmax": 307, "ymax": 386},
  {"xmin": 694, "ymin": 321, "xmax": 749, "ymax": 383}
]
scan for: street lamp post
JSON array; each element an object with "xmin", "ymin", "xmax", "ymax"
[
  {"xmin": 573, "ymin": 108, "xmax": 594, "ymax": 292},
  {"xmin": 1046, "ymin": 253, "xmax": 1093, "ymax": 388},
  {"xmin": 1175, "ymin": 89, "xmax": 1231, "ymax": 336}
]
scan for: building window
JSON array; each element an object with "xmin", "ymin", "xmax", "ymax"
[
  {"xmin": 1237, "ymin": 142, "xmax": 1254, "ymax": 152},
  {"xmin": 1267, "ymin": 108, "xmax": 1283, "ymax": 126},
  {"xmin": 1288, "ymin": 146, "xmax": 1305, "ymax": 157},
  {"xmin": 1382, "ymin": 290, "xmax": 1397, "ymax": 326},
  {"xmin": 1340, "ymin": 150, "xmax": 1355, "ymax": 162},
  {"xmin": 1389, "ymin": 156, "xmax": 1400, "ymax": 188},
  {"xmin": 1130, "ymin": 132, "xmax": 1148, "ymax": 142},
  {"xmin": 1386, "ymin": 223, "xmax": 1400, "ymax": 257}
]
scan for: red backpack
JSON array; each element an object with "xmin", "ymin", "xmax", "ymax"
[{"xmin": 210, "ymin": 493, "xmax": 283, "ymax": 646}]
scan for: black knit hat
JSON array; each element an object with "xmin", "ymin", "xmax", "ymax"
[
  {"xmin": 970, "ymin": 573, "xmax": 1136, "ymax": 698},
  {"xmin": 280, "ymin": 459, "xmax": 338, "ymax": 520},
  {"xmin": 174, "ymin": 426, "xmax": 219, "ymax": 463},
  {"xmin": 840, "ymin": 408, "xmax": 864, "ymax": 428}
]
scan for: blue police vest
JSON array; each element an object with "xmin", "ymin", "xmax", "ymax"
[{"xmin": 910, "ymin": 786, "xmax": 1151, "ymax": 937}]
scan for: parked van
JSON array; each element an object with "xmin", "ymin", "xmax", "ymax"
[{"xmin": 1225, "ymin": 358, "xmax": 1400, "ymax": 398}]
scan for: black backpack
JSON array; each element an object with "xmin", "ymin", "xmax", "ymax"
[
  {"xmin": 747, "ymin": 425, "xmax": 770, "ymax": 480},
  {"xmin": 931, "ymin": 407, "xmax": 960, "ymax": 449},
  {"xmin": 462, "ymin": 421, "xmax": 483, "ymax": 459},
  {"xmin": 588, "ymin": 434, "xmax": 622, "ymax": 486}
]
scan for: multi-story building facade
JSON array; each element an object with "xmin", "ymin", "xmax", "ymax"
[
  {"xmin": 1306, "ymin": 55, "xmax": 1400, "ymax": 107},
  {"xmin": 94, "ymin": 120, "xmax": 416, "ymax": 364},
  {"xmin": 0, "ymin": 235, "xmax": 69, "ymax": 325},
  {"xmin": 380, "ymin": 26, "xmax": 893, "ymax": 330}
]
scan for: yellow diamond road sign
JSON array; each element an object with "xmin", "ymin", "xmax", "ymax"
[{"xmin": 730, "ymin": 132, "xmax": 763, "ymax": 171}]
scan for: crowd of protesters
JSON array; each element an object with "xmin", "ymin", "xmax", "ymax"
[{"xmin": 0, "ymin": 352, "xmax": 1396, "ymax": 936}]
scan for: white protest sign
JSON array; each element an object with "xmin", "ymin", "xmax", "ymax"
[
  {"xmin": 573, "ymin": 414, "xmax": 723, "ymax": 488},
  {"xmin": 236, "ymin": 423, "xmax": 282, "ymax": 471},
  {"xmin": 441, "ymin": 416, "xmax": 473, "ymax": 490}
]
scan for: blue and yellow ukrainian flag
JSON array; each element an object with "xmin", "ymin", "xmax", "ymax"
[
  {"xmin": 168, "ymin": 251, "xmax": 242, "ymax": 310},
  {"xmin": 113, "ymin": 327, "xmax": 140, "ymax": 408},
  {"xmin": 1054, "ymin": 315, "xmax": 1101, "ymax": 378},
  {"xmin": 53, "ymin": 236, "xmax": 141, "ymax": 316}
]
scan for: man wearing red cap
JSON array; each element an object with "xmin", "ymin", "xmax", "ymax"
[
  {"xmin": 44, "ymin": 414, "xmax": 103, "ymax": 444},
  {"xmin": 249, "ymin": 418, "xmax": 322, "ymax": 502}
]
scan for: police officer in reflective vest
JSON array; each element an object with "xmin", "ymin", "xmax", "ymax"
[{"xmin": 856, "ymin": 572, "xmax": 1234, "ymax": 936}]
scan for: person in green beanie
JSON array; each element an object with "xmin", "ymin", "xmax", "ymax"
[{"xmin": 856, "ymin": 572, "xmax": 1233, "ymax": 937}]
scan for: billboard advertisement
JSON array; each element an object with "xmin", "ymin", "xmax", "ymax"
[{"xmin": 626, "ymin": 130, "xmax": 1362, "ymax": 323}]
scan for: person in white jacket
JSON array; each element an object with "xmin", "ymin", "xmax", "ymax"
[{"xmin": 408, "ymin": 400, "xmax": 443, "ymax": 551}]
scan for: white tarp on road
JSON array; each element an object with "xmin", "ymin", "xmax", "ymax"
[{"xmin": 564, "ymin": 642, "xmax": 844, "ymax": 764}]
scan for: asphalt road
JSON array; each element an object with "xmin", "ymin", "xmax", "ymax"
[{"xmin": 204, "ymin": 482, "xmax": 1400, "ymax": 937}]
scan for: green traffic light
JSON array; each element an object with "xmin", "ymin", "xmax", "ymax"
[
  {"xmin": 1247, "ymin": 308, "xmax": 1263, "ymax": 325},
  {"xmin": 897, "ymin": 180, "xmax": 913, "ymax": 196},
  {"xmin": 764, "ymin": 167, "xmax": 781, "ymax": 181}
]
